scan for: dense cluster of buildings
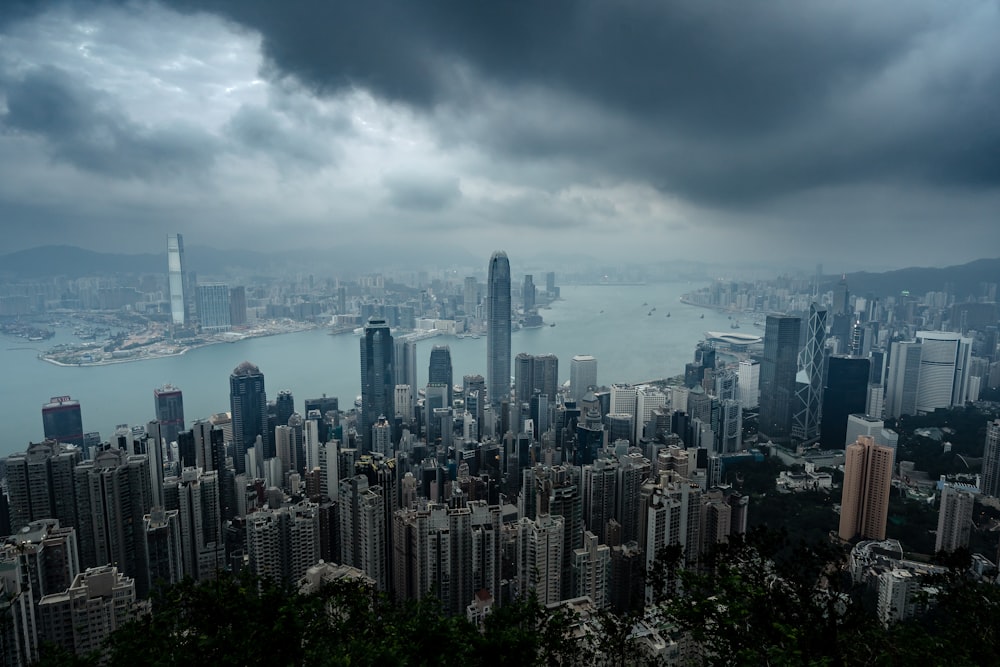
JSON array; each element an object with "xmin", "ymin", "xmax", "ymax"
[{"xmin": 3, "ymin": 244, "xmax": 1000, "ymax": 662}]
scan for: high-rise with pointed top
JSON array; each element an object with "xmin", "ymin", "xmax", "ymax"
[{"xmin": 487, "ymin": 251, "xmax": 511, "ymax": 407}]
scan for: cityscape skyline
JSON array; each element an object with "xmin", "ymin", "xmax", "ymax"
[{"xmin": 1, "ymin": 3, "xmax": 999, "ymax": 269}]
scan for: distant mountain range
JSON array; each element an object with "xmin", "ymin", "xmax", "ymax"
[
  {"xmin": 1, "ymin": 245, "xmax": 998, "ymax": 299},
  {"xmin": 823, "ymin": 258, "xmax": 1000, "ymax": 300},
  {"xmin": 0, "ymin": 245, "xmax": 387, "ymax": 279}
]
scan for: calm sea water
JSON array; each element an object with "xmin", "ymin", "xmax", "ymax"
[{"xmin": 0, "ymin": 283, "xmax": 743, "ymax": 457}]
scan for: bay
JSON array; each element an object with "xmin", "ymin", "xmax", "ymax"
[{"xmin": 0, "ymin": 282, "xmax": 742, "ymax": 457}]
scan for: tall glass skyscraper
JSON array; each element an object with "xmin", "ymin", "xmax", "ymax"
[
  {"xmin": 428, "ymin": 345, "xmax": 453, "ymax": 405},
  {"xmin": 42, "ymin": 396, "xmax": 84, "ymax": 448},
  {"xmin": 759, "ymin": 315, "xmax": 801, "ymax": 443},
  {"xmin": 197, "ymin": 283, "xmax": 232, "ymax": 332},
  {"xmin": 487, "ymin": 251, "xmax": 511, "ymax": 406},
  {"xmin": 154, "ymin": 384, "xmax": 185, "ymax": 446},
  {"xmin": 167, "ymin": 233, "xmax": 188, "ymax": 326},
  {"xmin": 230, "ymin": 362, "xmax": 269, "ymax": 475},
  {"xmin": 792, "ymin": 303, "xmax": 827, "ymax": 442},
  {"xmin": 360, "ymin": 318, "xmax": 394, "ymax": 453}
]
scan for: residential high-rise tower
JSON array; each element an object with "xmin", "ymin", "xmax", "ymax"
[{"xmin": 838, "ymin": 436, "xmax": 893, "ymax": 541}]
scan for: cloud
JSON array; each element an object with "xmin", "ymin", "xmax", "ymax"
[
  {"xmin": 382, "ymin": 172, "xmax": 460, "ymax": 212},
  {"xmin": 0, "ymin": 0, "xmax": 997, "ymax": 270},
  {"xmin": 2, "ymin": 65, "xmax": 217, "ymax": 178}
]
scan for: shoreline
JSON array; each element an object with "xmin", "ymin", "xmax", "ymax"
[{"xmin": 37, "ymin": 323, "xmax": 319, "ymax": 368}]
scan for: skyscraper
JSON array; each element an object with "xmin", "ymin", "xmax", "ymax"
[
  {"xmin": 75, "ymin": 448, "xmax": 153, "ymax": 596},
  {"xmin": 167, "ymin": 233, "xmax": 188, "ymax": 326},
  {"xmin": 792, "ymin": 303, "xmax": 827, "ymax": 443},
  {"xmin": 41, "ymin": 396, "xmax": 84, "ymax": 448},
  {"xmin": 570, "ymin": 355, "xmax": 598, "ymax": 402},
  {"xmin": 393, "ymin": 337, "xmax": 417, "ymax": 411},
  {"xmin": 229, "ymin": 285, "xmax": 247, "ymax": 327},
  {"xmin": 522, "ymin": 274, "xmax": 536, "ymax": 312},
  {"xmin": 154, "ymin": 384, "xmax": 185, "ymax": 446},
  {"xmin": 197, "ymin": 283, "xmax": 232, "ymax": 332},
  {"xmin": 487, "ymin": 251, "xmax": 511, "ymax": 406},
  {"xmin": 981, "ymin": 419, "xmax": 1000, "ymax": 498},
  {"xmin": 360, "ymin": 318, "xmax": 394, "ymax": 454},
  {"xmin": 838, "ymin": 436, "xmax": 893, "ymax": 541},
  {"xmin": 935, "ymin": 484, "xmax": 975, "ymax": 554},
  {"xmin": 428, "ymin": 345, "xmax": 453, "ymax": 405},
  {"xmin": 230, "ymin": 362, "xmax": 269, "ymax": 475},
  {"xmin": 820, "ymin": 356, "xmax": 870, "ymax": 448},
  {"xmin": 737, "ymin": 359, "xmax": 760, "ymax": 409},
  {"xmin": 5, "ymin": 440, "xmax": 82, "ymax": 533},
  {"xmin": 759, "ymin": 315, "xmax": 801, "ymax": 443}
]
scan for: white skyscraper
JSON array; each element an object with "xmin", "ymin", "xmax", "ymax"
[
  {"xmin": 737, "ymin": 359, "xmax": 760, "ymax": 409},
  {"xmin": 635, "ymin": 386, "xmax": 668, "ymax": 442},
  {"xmin": 914, "ymin": 331, "xmax": 973, "ymax": 412},
  {"xmin": 167, "ymin": 233, "xmax": 188, "ymax": 326}
]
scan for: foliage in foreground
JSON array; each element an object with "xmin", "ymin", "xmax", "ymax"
[{"xmin": 31, "ymin": 528, "xmax": 1000, "ymax": 666}]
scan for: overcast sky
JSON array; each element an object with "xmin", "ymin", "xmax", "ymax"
[{"xmin": 1, "ymin": 1, "xmax": 998, "ymax": 271}]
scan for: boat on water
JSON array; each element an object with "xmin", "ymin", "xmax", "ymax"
[
  {"xmin": 700, "ymin": 314, "xmax": 704, "ymax": 319},
  {"xmin": 666, "ymin": 312, "xmax": 671, "ymax": 317}
]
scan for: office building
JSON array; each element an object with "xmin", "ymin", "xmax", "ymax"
[
  {"xmin": 759, "ymin": 315, "xmax": 801, "ymax": 443},
  {"xmin": 514, "ymin": 353, "xmax": 560, "ymax": 406},
  {"xmin": 153, "ymin": 384, "xmax": 184, "ymax": 446},
  {"xmin": 463, "ymin": 276, "xmax": 479, "ymax": 319},
  {"xmin": 197, "ymin": 283, "xmax": 231, "ymax": 332},
  {"xmin": 523, "ymin": 274, "xmax": 536, "ymax": 312},
  {"xmin": 393, "ymin": 337, "xmax": 418, "ymax": 395},
  {"xmin": 792, "ymin": 303, "xmax": 827, "ymax": 442},
  {"xmin": 885, "ymin": 340, "xmax": 922, "ymax": 419},
  {"xmin": 886, "ymin": 332, "xmax": 974, "ymax": 418},
  {"xmin": 636, "ymin": 386, "xmax": 668, "ymax": 441},
  {"xmin": 41, "ymin": 396, "xmax": 84, "ymax": 448},
  {"xmin": 229, "ymin": 285, "xmax": 247, "ymax": 326},
  {"xmin": 230, "ymin": 362, "xmax": 269, "ymax": 474},
  {"xmin": 6, "ymin": 440, "xmax": 82, "ymax": 534},
  {"xmin": 737, "ymin": 359, "xmax": 760, "ymax": 410},
  {"xmin": 570, "ymin": 355, "xmax": 598, "ymax": 402},
  {"xmin": 935, "ymin": 484, "xmax": 975, "ymax": 554},
  {"xmin": 167, "ymin": 233, "xmax": 188, "ymax": 326},
  {"xmin": 428, "ymin": 345, "xmax": 453, "ymax": 405},
  {"xmin": 487, "ymin": 251, "xmax": 512, "ymax": 405},
  {"xmin": 982, "ymin": 419, "xmax": 1000, "ymax": 498},
  {"xmin": 914, "ymin": 331, "xmax": 973, "ymax": 412},
  {"xmin": 361, "ymin": 318, "xmax": 394, "ymax": 454},
  {"xmin": 820, "ymin": 356, "xmax": 870, "ymax": 448},
  {"xmin": 839, "ymin": 436, "xmax": 893, "ymax": 541}
]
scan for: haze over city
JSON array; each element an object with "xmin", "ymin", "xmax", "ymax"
[{"xmin": 1, "ymin": 1, "xmax": 999, "ymax": 269}]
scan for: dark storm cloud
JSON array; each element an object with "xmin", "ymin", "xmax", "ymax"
[
  {"xmin": 1, "ymin": 66, "xmax": 217, "ymax": 178},
  {"xmin": 180, "ymin": 0, "xmax": 1000, "ymax": 206}
]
